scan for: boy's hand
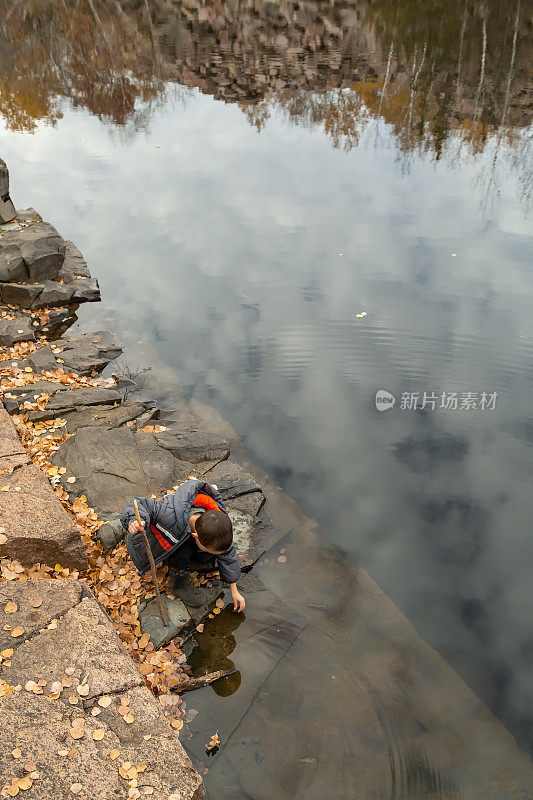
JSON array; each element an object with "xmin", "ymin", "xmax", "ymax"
[
  {"xmin": 128, "ymin": 519, "xmax": 145, "ymax": 535},
  {"xmin": 230, "ymin": 586, "xmax": 245, "ymax": 613}
]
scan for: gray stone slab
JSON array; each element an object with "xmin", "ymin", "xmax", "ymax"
[
  {"xmin": 0, "ymin": 313, "xmax": 35, "ymax": 346},
  {"xmin": 0, "ymin": 221, "xmax": 66, "ymax": 283},
  {"xmin": 69, "ymin": 277, "xmax": 100, "ymax": 302},
  {"xmin": 139, "ymin": 593, "xmax": 193, "ymax": 649},
  {"xmin": 58, "ymin": 330, "xmax": 122, "ymax": 375},
  {"xmin": 9, "ymin": 344, "xmax": 58, "ymax": 373},
  {"xmin": 205, "ymin": 460, "xmax": 262, "ymax": 499},
  {"xmin": 1, "ymin": 380, "xmax": 65, "ymax": 413},
  {"xmin": 30, "ymin": 279, "xmax": 74, "ymax": 308},
  {"xmin": 155, "ymin": 429, "xmax": 230, "ymax": 464},
  {"xmin": 62, "ymin": 402, "xmax": 145, "ymax": 434},
  {"xmin": 0, "ymin": 282, "xmax": 43, "ymax": 308},
  {"xmin": 58, "ymin": 240, "xmax": 91, "ymax": 282},
  {"xmin": 0, "ymin": 462, "xmax": 88, "ymax": 570},
  {"xmin": 53, "ymin": 425, "xmax": 186, "ymax": 515},
  {"xmin": 26, "ymin": 386, "xmax": 122, "ymax": 422}
]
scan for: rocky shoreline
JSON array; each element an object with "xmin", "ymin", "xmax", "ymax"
[{"xmin": 0, "ymin": 159, "xmax": 277, "ymax": 798}]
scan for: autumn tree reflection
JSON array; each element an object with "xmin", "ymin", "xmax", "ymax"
[{"xmin": 0, "ymin": 0, "xmax": 530, "ymax": 181}]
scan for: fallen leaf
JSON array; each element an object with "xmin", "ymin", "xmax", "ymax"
[
  {"xmin": 11, "ymin": 626, "xmax": 24, "ymax": 638},
  {"xmin": 0, "ymin": 533, "xmax": 7, "ymax": 544},
  {"xmin": 355, "ymin": 311, "xmax": 367, "ymax": 318},
  {"xmin": 278, "ymin": 555, "xmax": 287, "ymax": 563},
  {"xmin": 123, "ymin": 714, "xmax": 135, "ymax": 724},
  {"xmin": 23, "ymin": 762, "xmax": 36, "ymax": 773},
  {"xmin": 91, "ymin": 707, "xmax": 101, "ymax": 716},
  {"xmin": 70, "ymin": 784, "xmax": 83, "ymax": 795},
  {"xmin": 66, "ymin": 476, "xmax": 76, "ymax": 484},
  {"xmin": 5, "ymin": 601, "xmax": 18, "ymax": 613},
  {"xmin": 12, "ymin": 747, "xmax": 22, "ymax": 758},
  {"xmin": 76, "ymin": 683, "xmax": 90, "ymax": 696},
  {"xmin": 215, "ymin": 598, "xmax": 224, "ymax": 609},
  {"xmin": 92, "ymin": 729, "xmax": 105, "ymax": 741},
  {"xmin": 69, "ymin": 729, "xmax": 84, "ymax": 740},
  {"xmin": 1, "ymin": 648, "xmax": 14, "ymax": 658},
  {"xmin": 98, "ymin": 696, "xmax": 112, "ymax": 708},
  {"xmin": 212, "ymin": 607, "xmax": 221, "ymax": 615},
  {"xmin": 31, "ymin": 597, "xmax": 43, "ymax": 608},
  {"xmin": 17, "ymin": 777, "xmax": 32, "ymax": 791},
  {"xmin": 57, "ymin": 749, "xmax": 69, "ymax": 756},
  {"xmin": 109, "ymin": 749, "xmax": 120, "ymax": 760}
]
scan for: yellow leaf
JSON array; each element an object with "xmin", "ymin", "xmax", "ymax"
[
  {"xmin": 11, "ymin": 626, "xmax": 24, "ymax": 638},
  {"xmin": 4, "ymin": 601, "xmax": 18, "ymax": 613},
  {"xmin": 109, "ymin": 749, "xmax": 120, "ymax": 760},
  {"xmin": 92, "ymin": 729, "xmax": 105, "ymax": 741}
]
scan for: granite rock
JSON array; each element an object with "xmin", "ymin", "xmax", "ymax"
[{"xmin": 0, "ymin": 462, "xmax": 88, "ymax": 570}]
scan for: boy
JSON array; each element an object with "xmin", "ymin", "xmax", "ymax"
[{"xmin": 121, "ymin": 479, "xmax": 245, "ymax": 612}]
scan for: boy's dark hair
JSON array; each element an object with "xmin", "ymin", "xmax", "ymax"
[{"xmin": 195, "ymin": 510, "xmax": 233, "ymax": 553}]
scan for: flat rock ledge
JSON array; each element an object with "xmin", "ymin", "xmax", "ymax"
[{"xmin": 0, "ymin": 580, "xmax": 205, "ymax": 799}]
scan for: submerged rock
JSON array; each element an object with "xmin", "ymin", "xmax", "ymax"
[{"xmin": 226, "ymin": 507, "xmax": 265, "ymax": 569}]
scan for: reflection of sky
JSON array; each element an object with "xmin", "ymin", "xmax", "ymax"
[{"xmin": 1, "ymin": 91, "xmax": 532, "ymax": 746}]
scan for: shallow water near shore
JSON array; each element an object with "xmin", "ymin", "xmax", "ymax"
[{"xmin": 1, "ymin": 1, "xmax": 532, "ymax": 797}]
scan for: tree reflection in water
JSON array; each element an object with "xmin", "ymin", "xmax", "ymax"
[{"xmin": 0, "ymin": 0, "xmax": 530, "ymax": 207}]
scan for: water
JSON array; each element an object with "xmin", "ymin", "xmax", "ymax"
[{"xmin": 1, "ymin": 2, "xmax": 532, "ymax": 797}]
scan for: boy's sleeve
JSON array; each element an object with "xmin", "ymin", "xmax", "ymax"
[
  {"xmin": 120, "ymin": 495, "xmax": 159, "ymax": 533},
  {"xmin": 215, "ymin": 544, "xmax": 241, "ymax": 584}
]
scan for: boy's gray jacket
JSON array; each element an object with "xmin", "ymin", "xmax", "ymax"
[{"xmin": 121, "ymin": 479, "xmax": 241, "ymax": 583}]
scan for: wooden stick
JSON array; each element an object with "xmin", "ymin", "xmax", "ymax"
[
  {"xmin": 173, "ymin": 669, "xmax": 237, "ymax": 694},
  {"xmin": 133, "ymin": 499, "xmax": 169, "ymax": 627}
]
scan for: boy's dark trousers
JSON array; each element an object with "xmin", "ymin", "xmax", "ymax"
[{"xmin": 166, "ymin": 539, "xmax": 215, "ymax": 575}]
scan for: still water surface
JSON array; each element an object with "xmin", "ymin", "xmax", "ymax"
[{"xmin": 1, "ymin": 2, "xmax": 532, "ymax": 797}]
